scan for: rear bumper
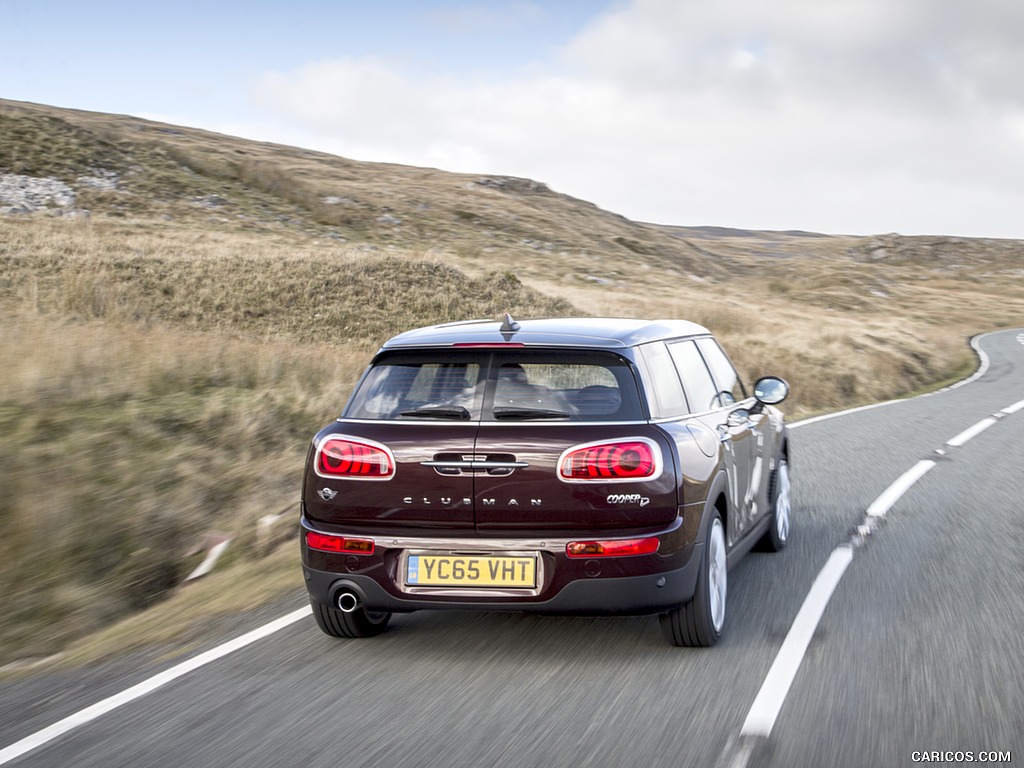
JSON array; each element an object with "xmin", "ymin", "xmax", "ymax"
[
  {"xmin": 300, "ymin": 513, "xmax": 703, "ymax": 616},
  {"xmin": 303, "ymin": 559, "xmax": 701, "ymax": 615}
]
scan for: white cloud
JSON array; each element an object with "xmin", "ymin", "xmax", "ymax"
[{"xmin": 247, "ymin": 0, "xmax": 1024, "ymax": 237}]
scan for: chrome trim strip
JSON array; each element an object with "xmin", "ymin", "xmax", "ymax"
[
  {"xmin": 377, "ymin": 535, "xmax": 569, "ymax": 551},
  {"xmin": 301, "ymin": 514, "xmax": 684, "ymax": 553},
  {"xmin": 421, "ymin": 460, "xmax": 530, "ymax": 469}
]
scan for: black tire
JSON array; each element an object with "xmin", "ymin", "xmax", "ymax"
[
  {"xmin": 311, "ymin": 599, "xmax": 391, "ymax": 639},
  {"xmin": 758, "ymin": 458, "xmax": 791, "ymax": 552},
  {"xmin": 659, "ymin": 512, "xmax": 727, "ymax": 647}
]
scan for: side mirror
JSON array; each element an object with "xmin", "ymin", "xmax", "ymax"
[{"xmin": 753, "ymin": 376, "xmax": 789, "ymax": 405}]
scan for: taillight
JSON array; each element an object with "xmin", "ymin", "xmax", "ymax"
[
  {"xmin": 306, "ymin": 532, "xmax": 375, "ymax": 554},
  {"xmin": 315, "ymin": 436, "xmax": 395, "ymax": 480},
  {"xmin": 566, "ymin": 537, "xmax": 660, "ymax": 558},
  {"xmin": 557, "ymin": 438, "xmax": 661, "ymax": 482}
]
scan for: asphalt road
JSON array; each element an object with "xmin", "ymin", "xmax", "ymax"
[{"xmin": 1, "ymin": 328, "xmax": 1021, "ymax": 768}]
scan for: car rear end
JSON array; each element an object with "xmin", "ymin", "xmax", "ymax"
[{"xmin": 300, "ymin": 322, "xmax": 706, "ymax": 631}]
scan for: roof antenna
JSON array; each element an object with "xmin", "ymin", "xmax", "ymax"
[{"xmin": 499, "ymin": 313, "xmax": 521, "ymax": 337}]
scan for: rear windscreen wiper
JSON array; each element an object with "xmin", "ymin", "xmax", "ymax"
[
  {"xmin": 399, "ymin": 406, "xmax": 472, "ymax": 420},
  {"xmin": 492, "ymin": 407, "xmax": 571, "ymax": 420}
]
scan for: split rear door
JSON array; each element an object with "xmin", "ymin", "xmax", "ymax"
[{"xmin": 307, "ymin": 348, "xmax": 679, "ymax": 535}]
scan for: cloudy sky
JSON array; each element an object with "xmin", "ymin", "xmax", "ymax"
[{"xmin": 3, "ymin": 0, "xmax": 1023, "ymax": 238}]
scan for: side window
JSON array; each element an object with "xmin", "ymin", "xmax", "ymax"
[
  {"xmin": 639, "ymin": 342, "xmax": 689, "ymax": 418},
  {"xmin": 667, "ymin": 340, "xmax": 719, "ymax": 413},
  {"xmin": 696, "ymin": 337, "xmax": 748, "ymax": 405}
]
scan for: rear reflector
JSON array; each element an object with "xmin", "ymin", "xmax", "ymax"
[
  {"xmin": 566, "ymin": 537, "xmax": 660, "ymax": 558},
  {"xmin": 558, "ymin": 438, "xmax": 661, "ymax": 482},
  {"xmin": 306, "ymin": 532, "xmax": 375, "ymax": 554},
  {"xmin": 315, "ymin": 435, "xmax": 395, "ymax": 480}
]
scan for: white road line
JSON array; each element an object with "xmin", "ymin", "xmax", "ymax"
[
  {"xmin": 866, "ymin": 460, "xmax": 936, "ymax": 518},
  {"xmin": 1002, "ymin": 399, "xmax": 1024, "ymax": 415},
  {"xmin": 788, "ymin": 398, "xmax": 903, "ymax": 429},
  {"xmin": 937, "ymin": 333, "xmax": 991, "ymax": 393},
  {"xmin": 740, "ymin": 546, "xmax": 854, "ymax": 738},
  {"xmin": 730, "ymin": 458, "xmax": 936, "ymax": 757},
  {"xmin": 0, "ymin": 606, "xmax": 312, "ymax": 766},
  {"xmin": 947, "ymin": 418, "xmax": 998, "ymax": 447},
  {"xmin": 790, "ymin": 328, "xmax": 1016, "ymax": 431}
]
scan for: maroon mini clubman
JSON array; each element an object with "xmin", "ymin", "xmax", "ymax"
[{"xmin": 300, "ymin": 316, "xmax": 791, "ymax": 646}]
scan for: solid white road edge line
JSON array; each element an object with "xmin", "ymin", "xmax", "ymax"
[
  {"xmin": 947, "ymin": 418, "xmax": 998, "ymax": 447},
  {"xmin": 789, "ymin": 328, "xmax": 1001, "ymax": 430},
  {"xmin": 740, "ymin": 546, "xmax": 854, "ymax": 738},
  {"xmin": 0, "ymin": 606, "xmax": 313, "ymax": 766}
]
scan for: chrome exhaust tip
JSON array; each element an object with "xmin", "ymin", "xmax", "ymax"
[{"xmin": 337, "ymin": 591, "xmax": 360, "ymax": 613}]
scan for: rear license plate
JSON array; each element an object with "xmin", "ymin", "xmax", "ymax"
[{"xmin": 406, "ymin": 554, "xmax": 537, "ymax": 588}]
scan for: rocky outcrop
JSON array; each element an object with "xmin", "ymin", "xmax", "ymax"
[{"xmin": 0, "ymin": 170, "xmax": 119, "ymax": 214}]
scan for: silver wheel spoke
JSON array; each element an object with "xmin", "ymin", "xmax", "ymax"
[
  {"xmin": 708, "ymin": 519, "xmax": 727, "ymax": 631},
  {"xmin": 776, "ymin": 463, "xmax": 791, "ymax": 541}
]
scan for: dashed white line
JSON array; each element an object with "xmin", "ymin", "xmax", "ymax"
[
  {"xmin": 947, "ymin": 418, "xmax": 998, "ymax": 447},
  {"xmin": 740, "ymin": 547, "xmax": 854, "ymax": 738},
  {"xmin": 1002, "ymin": 398, "xmax": 1024, "ymax": 415},
  {"xmin": 0, "ymin": 606, "xmax": 312, "ymax": 766},
  {"xmin": 866, "ymin": 460, "xmax": 937, "ymax": 518}
]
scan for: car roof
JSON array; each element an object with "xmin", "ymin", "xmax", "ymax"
[{"xmin": 379, "ymin": 317, "xmax": 712, "ymax": 350}]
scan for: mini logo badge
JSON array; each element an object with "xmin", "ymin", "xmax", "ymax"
[{"xmin": 318, "ymin": 487, "xmax": 338, "ymax": 500}]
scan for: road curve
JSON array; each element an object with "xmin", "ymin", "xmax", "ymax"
[{"xmin": 1, "ymin": 328, "xmax": 1021, "ymax": 768}]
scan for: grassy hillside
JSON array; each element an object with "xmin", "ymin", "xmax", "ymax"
[{"xmin": 2, "ymin": 97, "xmax": 1023, "ymax": 669}]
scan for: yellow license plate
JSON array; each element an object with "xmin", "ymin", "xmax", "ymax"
[{"xmin": 406, "ymin": 554, "xmax": 536, "ymax": 588}]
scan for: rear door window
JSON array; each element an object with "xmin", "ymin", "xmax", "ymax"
[
  {"xmin": 487, "ymin": 351, "xmax": 643, "ymax": 421},
  {"xmin": 346, "ymin": 353, "xmax": 483, "ymax": 420}
]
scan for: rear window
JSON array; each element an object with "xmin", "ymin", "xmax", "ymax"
[{"xmin": 345, "ymin": 350, "xmax": 644, "ymax": 421}]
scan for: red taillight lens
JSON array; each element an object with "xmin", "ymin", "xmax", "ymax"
[
  {"xmin": 566, "ymin": 537, "xmax": 660, "ymax": 558},
  {"xmin": 558, "ymin": 439, "xmax": 660, "ymax": 481},
  {"xmin": 316, "ymin": 437, "xmax": 395, "ymax": 480},
  {"xmin": 305, "ymin": 532, "xmax": 375, "ymax": 554}
]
